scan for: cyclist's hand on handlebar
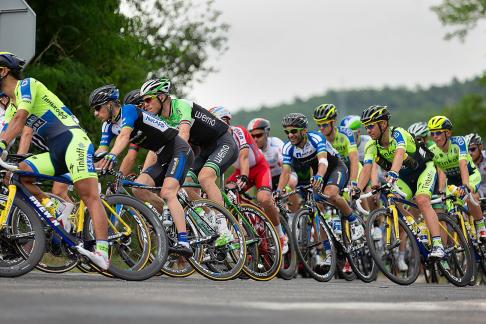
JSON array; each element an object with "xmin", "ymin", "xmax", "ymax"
[
  {"xmin": 273, "ymin": 189, "xmax": 283, "ymax": 201},
  {"xmin": 235, "ymin": 175, "xmax": 248, "ymax": 191},
  {"xmin": 0, "ymin": 140, "xmax": 9, "ymax": 161},
  {"xmin": 311, "ymin": 175, "xmax": 323, "ymax": 191},
  {"xmin": 351, "ymin": 186, "xmax": 361, "ymax": 200},
  {"xmin": 385, "ymin": 170, "xmax": 399, "ymax": 184},
  {"xmin": 100, "ymin": 153, "xmax": 118, "ymax": 171}
]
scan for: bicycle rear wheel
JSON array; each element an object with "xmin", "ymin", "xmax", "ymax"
[
  {"xmin": 238, "ymin": 203, "xmax": 282, "ymax": 281},
  {"xmin": 0, "ymin": 196, "xmax": 46, "ymax": 277},
  {"xmin": 292, "ymin": 208, "xmax": 337, "ymax": 282},
  {"xmin": 278, "ymin": 215, "xmax": 298, "ymax": 280},
  {"xmin": 436, "ymin": 212, "xmax": 473, "ymax": 287},
  {"xmin": 186, "ymin": 199, "xmax": 246, "ymax": 281},
  {"xmin": 365, "ymin": 208, "xmax": 420, "ymax": 285},
  {"xmin": 342, "ymin": 215, "xmax": 377, "ymax": 282}
]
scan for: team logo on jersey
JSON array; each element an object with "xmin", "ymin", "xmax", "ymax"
[{"xmin": 194, "ymin": 110, "xmax": 216, "ymax": 126}]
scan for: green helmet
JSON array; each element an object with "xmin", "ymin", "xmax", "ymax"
[
  {"xmin": 140, "ymin": 78, "xmax": 171, "ymax": 96},
  {"xmin": 340, "ymin": 115, "xmax": 362, "ymax": 131}
]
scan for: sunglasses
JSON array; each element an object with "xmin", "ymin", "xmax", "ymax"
[
  {"xmin": 251, "ymin": 133, "xmax": 265, "ymax": 139},
  {"xmin": 364, "ymin": 122, "xmax": 378, "ymax": 130},
  {"xmin": 142, "ymin": 95, "xmax": 157, "ymax": 104},
  {"xmin": 469, "ymin": 146, "xmax": 478, "ymax": 152},
  {"xmin": 430, "ymin": 131, "xmax": 445, "ymax": 137},
  {"xmin": 317, "ymin": 123, "xmax": 331, "ymax": 129},
  {"xmin": 284, "ymin": 128, "xmax": 303, "ymax": 135},
  {"xmin": 93, "ymin": 104, "xmax": 103, "ymax": 112}
]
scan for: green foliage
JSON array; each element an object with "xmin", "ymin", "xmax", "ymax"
[
  {"xmin": 232, "ymin": 77, "xmax": 484, "ymax": 140},
  {"xmin": 432, "ymin": 0, "xmax": 486, "ymax": 40}
]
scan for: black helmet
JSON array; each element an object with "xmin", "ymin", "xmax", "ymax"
[
  {"xmin": 313, "ymin": 104, "xmax": 337, "ymax": 123},
  {"xmin": 89, "ymin": 84, "xmax": 120, "ymax": 108},
  {"xmin": 0, "ymin": 52, "xmax": 25, "ymax": 71},
  {"xmin": 123, "ymin": 89, "xmax": 143, "ymax": 106},
  {"xmin": 282, "ymin": 113, "xmax": 308, "ymax": 129},
  {"xmin": 360, "ymin": 105, "xmax": 390, "ymax": 126}
]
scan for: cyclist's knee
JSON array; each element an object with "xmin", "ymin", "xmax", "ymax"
[
  {"xmin": 198, "ymin": 169, "xmax": 217, "ymax": 187},
  {"xmin": 415, "ymin": 194, "xmax": 431, "ymax": 207},
  {"xmin": 257, "ymin": 190, "xmax": 273, "ymax": 207}
]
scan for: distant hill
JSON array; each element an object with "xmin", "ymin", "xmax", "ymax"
[{"xmin": 231, "ymin": 77, "xmax": 484, "ymax": 139}]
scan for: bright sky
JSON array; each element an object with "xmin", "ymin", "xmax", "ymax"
[{"xmin": 188, "ymin": 0, "xmax": 486, "ymax": 112}]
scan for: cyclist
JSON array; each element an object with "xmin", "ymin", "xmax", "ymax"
[
  {"xmin": 408, "ymin": 121, "xmax": 433, "ymax": 147},
  {"xmin": 0, "ymin": 52, "xmax": 109, "ymax": 269},
  {"xmin": 428, "ymin": 116, "xmax": 486, "ymax": 241},
  {"xmin": 352, "ymin": 105, "xmax": 446, "ymax": 261},
  {"xmin": 277, "ymin": 113, "xmax": 364, "ymax": 266},
  {"xmin": 465, "ymin": 133, "xmax": 486, "ymax": 198},
  {"xmin": 340, "ymin": 114, "xmax": 371, "ymax": 164},
  {"xmin": 313, "ymin": 104, "xmax": 359, "ymax": 189},
  {"xmin": 139, "ymin": 78, "xmax": 238, "ymax": 210},
  {"xmin": 210, "ymin": 107, "xmax": 289, "ymax": 253},
  {"xmin": 90, "ymin": 84, "xmax": 195, "ymax": 257}
]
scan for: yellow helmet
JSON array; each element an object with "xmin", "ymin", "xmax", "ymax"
[
  {"xmin": 313, "ymin": 104, "xmax": 337, "ymax": 123},
  {"xmin": 427, "ymin": 116, "xmax": 453, "ymax": 131}
]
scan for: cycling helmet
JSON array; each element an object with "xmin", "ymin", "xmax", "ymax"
[
  {"xmin": 427, "ymin": 115, "xmax": 453, "ymax": 131},
  {"xmin": 209, "ymin": 106, "xmax": 232, "ymax": 120},
  {"xmin": 282, "ymin": 113, "xmax": 308, "ymax": 129},
  {"xmin": 123, "ymin": 89, "xmax": 143, "ymax": 106},
  {"xmin": 247, "ymin": 118, "xmax": 271, "ymax": 133},
  {"xmin": 360, "ymin": 105, "xmax": 390, "ymax": 126},
  {"xmin": 407, "ymin": 122, "xmax": 429, "ymax": 138},
  {"xmin": 340, "ymin": 115, "xmax": 362, "ymax": 131},
  {"xmin": 465, "ymin": 133, "xmax": 482, "ymax": 146},
  {"xmin": 88, "ymin": 84, "xmax": 120, "ymax": 108},
  {"xmin": 140, "ymin": 78, "xmax": 171, "ymax": 96},
  {"xmin": 313, "ymin": 104, "xmax": 337, "ymax": 123},
  {"xmin": 0, "ymin": 52, "xmax": 25, "ymax": 71}
]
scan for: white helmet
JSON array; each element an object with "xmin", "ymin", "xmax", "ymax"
[
  {"xmin": 209, "ymin": 106, "xmax": 232, "ymax": 120},
  {"xmin": 408, "ymin": 122, "xmax": 429, "ymax": 138}
]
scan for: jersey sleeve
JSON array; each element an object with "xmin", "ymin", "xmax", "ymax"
[
  {"xmin": 99, "ymin": 122, "xmax": 114, "ymax": 148},
  {"xmin": 453, "ymin": 136, "xmax": 468, "ymax": 161},
  {"xmin": 232, "ymin": 126, "xmax": 249, "ymax": 150},
  {"xmin": 282, "ymin": 141, "xmax": 293, "ymax": 166},
  {"xmin": 1, "ymin": 104, "xmax": 16, "ymax": 131},
  {"xmin": 312, "ymin": 132, "xmax": 328, "ymax": 154},
  {"xmin": 363, "ymin": 140, "xmax": 377, "ymax": 165},
  {"xmin": 120, "ymin": 104, "xmax": 138, "ymax": 129},
  {"xmin": 392, "ymin": 128, "xmax": 408, "ymax": 150},
  {"xmin": 16, "ymin": 78, "xmax": 36, "ymax": 113},
  {"xmin": 174, "ymin": 99, "xmax": 193, "ymax": 126},
  {"xmin": 340, "ymin": 127, "xmax": 357, "ymax": 153}
]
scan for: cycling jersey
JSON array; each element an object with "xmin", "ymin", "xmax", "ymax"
[
  {"xmin": 476, "ymin": 150, "xmax": 486, "ymax": 197},
  {"xmin": 231, "ymin": 126, "xmax": 265, "ymax": 169},
  {"xmin": 99, "ymin": 121, "xmax": 139, "ymax": 151},
  {"xmin": 429, "ymin": 136, "xmax": 481, "ymax": 190},
  {"xmin": 162, "ymin": 98, "xmax": 229, "ymax": 147},
  {"xmin": 106, "ymin": 104, "xmax": 178, "ymax": 152},
  {"xmin": 261, "ymin": 136, "xmax": 284, "ymax": 177},
  {"xmin": 328, "ymin": 126, "xmax": 357, "ymax": 167}
]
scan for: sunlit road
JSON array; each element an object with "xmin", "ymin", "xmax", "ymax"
[{"xmin": 1, "ymin": 272, "xmax": 485, "ymax": 324}]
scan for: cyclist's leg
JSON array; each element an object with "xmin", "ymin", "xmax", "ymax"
[
  {"xmin": 198, "ymin": 132, "xmax": 238, "ymax": 206},
  {"xmin": 133, "ymin": 167, "xmax": 164, "ymax": 212},
  {"xmin": 465, "ymin": 171, "xmax": 486, "ymax": 237},
  {"xmin": 52, "ymin": 181, "xmax": 72, "ymax": 202},
  {"xmin": 254, "ymin": 161, "xmax": 280, "ymax": 227},
  {"xmin": 19, "ymin": 152, "xmax": 55, "ymax": 202},
  {"xmin": 287, "ymin": 171, "xmax": 300, "ymax": 213},
  {"xmin": 323, "ymin": 161, "xmax": 352, "ymax": 216}
]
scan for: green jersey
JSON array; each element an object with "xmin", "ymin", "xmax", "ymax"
[
  {"xmin": 429, "ymin": 136, "xmax": 477, "ymax": 181},
  {"xmin": 329, "ymin": 126, "xmax": 357, "ymax": 166}
]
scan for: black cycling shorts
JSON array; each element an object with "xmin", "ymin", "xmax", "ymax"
[
  {"xmin": 143, "ymin": 136, "xmax": 194, "ymax": 186},
  {"xmin": 190, "ymin": 131, "xmax": 238, "ymax": 177}
]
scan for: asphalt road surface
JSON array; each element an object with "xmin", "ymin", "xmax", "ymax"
[{"xmin": 1, "ymin": 272, "xmax": 485, "ymax": 324}]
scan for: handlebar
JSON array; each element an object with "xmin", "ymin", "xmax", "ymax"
[{"xmin": 0, "ymin": 158, "xmax": 19, "ymax": 171}]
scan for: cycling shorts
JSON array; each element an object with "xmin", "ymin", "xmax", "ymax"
[
  {"xmin": 396, "ymin": 161, "xmax": 437, "ymax": 200},
  {"xmin": 444, "ymin": 168, "xmax": 481, "ymax": 193},
  {"xmin": 294, "ymin": 157, "xmax": 349, "ymax": 191},
  {"xmin": 190, "ymin": 131, "xmax": 238, "ymax": 177},
  {"xmin": 23, "ymin": 128, "xmax": 97, "ymax": 183},
  {"xmin": 227, "ymin": 159, "xmax": 272, "ymax": 191},
  {"xmin": 271, "ymin": 171, "xmax": 298, "ymax": 190},
  {"xmin": 143, "ymin": 136, "xmax": 194, "ymax": 186}
]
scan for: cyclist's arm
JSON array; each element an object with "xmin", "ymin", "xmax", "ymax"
[
  {"xmin": 142, "ymin": 150, "xmax": 157, "ymax": 171},
  {"xmin": 238, "ymin": 147, "xmax": 250, "ymax": 178},
  {"xmin": 119, "ymin": 147, "xmax": 138, "ymax": 176},
  {"xmin": 357, "ymin": 163, "xmax": 372, "ymax": 190},
  {"xmin": 370, "ymin": 162, "xmax": 380, "ymax": 187},
  {"xmin": 459, "ymin": 159, "xmax": 470, "ymax": 188},
  {"xmin": 17, "ymin": 126, "xmax": 33, "ymax": 154},
  {"xmin": 348, "ymin": 150, "xmax": 359, "ymax": 184},
  {"xmin": 316, "ymin": 152, "xmax": 328, "ymax": 178},
  {"xmin": 390, "ymin": 147, "xmax": 405, "ymax": 174},
  {"xmin": 178, "ymin": 123, "xmax": 190, "ymax": 143},
  {"xmin": 109, "ymin": 127, "xmax": 132, "ymax": 156},
  {"xmin": 277, "ymin": 164, "xmax": 291, "ymax": 191},
  {"xmin": 1, "ymin": 110, "xmax": 28, "ymax": 144},
  {"xmin": 437, "ymin": 167, "xmax": 447, "ymax": 192}
]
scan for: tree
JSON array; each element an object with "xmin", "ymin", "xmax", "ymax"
[{"xmin": 432, "ymin": 0, "xmax": 486, "ymax": 40}]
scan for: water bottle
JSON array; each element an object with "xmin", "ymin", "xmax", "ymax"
[
  {"xmin": 332, "ymin": 210, "xmax": 342, "ymax": 235},
  {"xmin": 162, "ymin": 205, "xmax": 173, "ymax": 227},
  {"xmin": 58, "ymin": 202, "xmax": 75, "ymax": 233},
  {"xmin": 417, "ymin": 220, "xmax": 429, "ymax": 245}
]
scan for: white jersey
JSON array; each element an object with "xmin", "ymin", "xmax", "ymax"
[
  {"xmin": 357, "ymin": 134, "xmax": 371, "ymax": 163},
  {"xmin": 261, "ymin": 137, "xmax": 284, "ymax": 177},
  {"xmin": 477, "ymin": 150, "xmax": 486, "ymax": 198}
]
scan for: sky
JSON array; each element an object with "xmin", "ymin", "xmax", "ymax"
[{"xmin": 187, "ymin": 0, "xmax": 486, "ymax": 112}]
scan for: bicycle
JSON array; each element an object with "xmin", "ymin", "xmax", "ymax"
[
  {"xmin": 291, "ymin": 184, "xmax": 377, "ymax": 282},
  {"xmin": 360, "ymin": 183, "xmax": 474, "ymax": 286},
  {"xmin": 0, "ymin": 157, "xmax": 168, "ymax": 280}
]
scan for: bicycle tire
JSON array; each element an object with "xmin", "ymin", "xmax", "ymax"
[
  {"xmin": 185, "ymin": 199, "xmax": 246, "ymax": 281},
  {"xmin": 238, "ymin": 203, "xmax": 282, "ymax": 281},
  {"xmin": 292, "ymin": 208, "xmax": 337, "ymax": 282},
  {"xmin": 0, "ymin": 196, "xmax": 46, "ymax": 277},
  {"xmin": 365, "ymin": 208, "xmax": 420, "ymax": 285},
  {"xmin": 278, "ymin": 215, "xmax": 298, "ymax": 280}
]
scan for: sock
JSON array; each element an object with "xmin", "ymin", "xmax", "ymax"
[
  {"xmin": 474, "ymin": 218, "xmax": 486, "ymax": 232},
  {"xmin": 399, "ymin": 251, "xmax": 406, "ymax": 260},
  {"xmin": 432, "ymin": 236, "xmax": 442, "ymax": 248},
  {"xmin": 346, "ymin": 212, "xmax": 357, "ymax": 223},
  {"xmin": 275, "ymin": 224, "xmax": 284, "ymax": 236},
  {"xmin": 96, "ymin": 240, "xmax": 109, "ymax": 258},
  {"xmin": 323, "ymin": 240, "xmax": 331, "ymax": 252}
]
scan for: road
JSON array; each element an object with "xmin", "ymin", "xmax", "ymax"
[{"xmin": 1, "ymin": 272, "xmax": 485, "ymax": 324}]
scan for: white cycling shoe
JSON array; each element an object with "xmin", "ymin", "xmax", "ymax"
[{"xmin": 76, "ymin": 245, "xmax": 110, "ymax": 270}]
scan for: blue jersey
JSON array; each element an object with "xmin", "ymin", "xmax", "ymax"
[{"xmin": 282, "ymin": 131, "xmax": 340, "ymax": 171}]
